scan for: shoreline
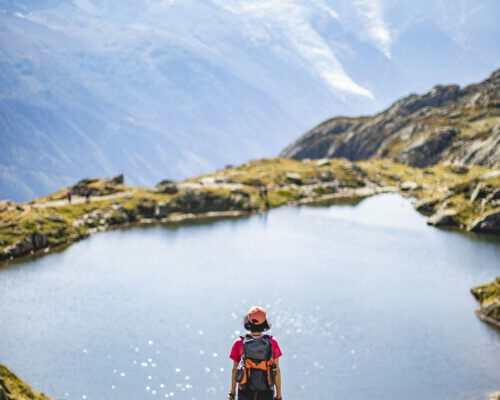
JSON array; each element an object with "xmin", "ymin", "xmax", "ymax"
[
  {"xmin": 1, "ymin": 158, "xmax": 499, "ymax": 266},
  {"xmin": 0, "ymin": 186, "xmax": 396, "ymax": 267}
]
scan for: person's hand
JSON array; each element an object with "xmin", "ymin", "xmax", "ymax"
[
  {"xmin": 274, "ymin": 397, "xmax": 282, "ymax": 400},
  {"xmin": 228, "ymin": 391, "xmax": 236, "ymax": 399}
]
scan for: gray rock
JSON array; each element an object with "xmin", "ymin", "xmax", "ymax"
[
  {"xmin": 470, "ymin": 183, "xmax": 496, "ymax": 202},
  {"xmin": 387, "ymin": 173, "xmax": 402, "ymax": 181},
  {"xmin": 396, "ymin": 127, "xmax": 459, "ymax": 167},
  {"xmin": 156, "ymin": 201, "xmax": 173, "ymax": 218},
  {"xmin": 137, "ymin": 201, "xmax": 157, "ymax": 218},
  {"xmin": 450, "ymin": 164, "xmax": 469, "ymax": 174},
  {"xmin": 414, "ymin": 198, "xmax": 438, "ymax": 215},
  {"xmin": 3, "ymin": 232, "xmax": 49, "ymax": 258},
  {"xmin": 3, "ymin": 239, "xmax": 33, "ymax": 258},
  {"xmin": 427, "ymin": 210, "xmax": 459, "ymax": 227},
  {"xmin": 319, "ymin": 170, "xmax": 334, "ymax": 182},
  {"xmin": 106, "ymin": 174, "xmax": 124, "ymax": 185},
  {"xmin": 154, "ymin": 180, "xmax": 178, "ymax": 194},
  {"xmin": 174, "ymin": 189, "xmax": 252, "ymax": 213},
  {"xmin": 285, "ymin": 173, "xmax": 302, "ymax": 185},
  {"xmin": 31, "ymin": 233, "xmax": 48, "ymax": 249},
  {"xmin": 469, "ymin": 211, "xmax": 500, "ymax": 234},
  {"xmin": 400, "ymin": 181, "xmax": 419, "ymax": 191},
  {"xmin": 316, "ymin": 158, "xmax": 331, "ymax": 167}
]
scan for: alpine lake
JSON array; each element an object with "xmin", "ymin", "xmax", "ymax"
[{"xmin": 1, "ymin": 194, "xmax": 499, "ymax": 400}]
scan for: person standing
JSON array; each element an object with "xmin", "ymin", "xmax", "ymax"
[{"xmin": 228, "ymin": 306, "xmax": 282, "ymax": 400}]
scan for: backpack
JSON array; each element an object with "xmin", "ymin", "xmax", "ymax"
[{"xmin": 235, "ymin": 334, "xmax": 276, "ymax": 391}]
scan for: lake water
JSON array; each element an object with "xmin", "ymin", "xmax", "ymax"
[{"xmin": 1, "ymin": 194, "xmax": 499, "ymax": 400}]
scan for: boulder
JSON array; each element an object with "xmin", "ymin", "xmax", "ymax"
[
  {"xmin": 154, "ymin": 180, "xmax": 178, "ymax": 194},
  {"xmin": 316, "ymin": 158, "xmax": 331, "ymax": 167},
  {"xmin": 427, "ymin": 210, "xmax": 459, "ymax": 227},
  {"xmin": 400, "ymin": 181, "xmax": 419, "ymax": 191},
  {"xmin": 414, "ymin": 198, "xmax": 438, "ymax": 215},
  {"xmin": 214, "ymin": 175, "xmax": 234, "ymax": 184},
  {"xmin": 341, "ymin": 163, "xmax": 367, "ymax": 177},
  {"xmin": 319, "ymin": 170, "xmax": 334, "ymax": 182},
  {"xmin": 71, "ymin": 179, "xmax": 102, "ymax": 197},
  {"xmin": 103, "ymin": 208, "xmax": 134, "ymax": 225},
  {"xmin": 137, "ymin": 201, "xmax": 157, "ymax": 218},
  {"xmin": 469, "ymin": 211, "xmax": 500, "ymax": 234},
  {"xmin": 31, "ymin": 233, "xmax": 48, "ymax": 249},
  {"xmin": 173, "ymin": 190, "xmax": 251, "ymax": 213},
  {"xmin": 477, "ymin": 300, "xmax": 500, "ymax": 328},
  {"xmin": 3, "ymin": 239, "xmax": 33, "ymax": 258},
  {"xmin": 3, "ymin": 232, "xmax": 49, "ymax": 258},
  {"xmin": 155, "ymin": 201, "xmax": 172, "ymax": 218},
  {"xmin": 106, "ymin": 174, "xmax": 124, "ymax": 185},
  {"xmin": 285, "ymin": 173, "xmax": 302, "ymax": 185},
  {"xmin": 386, "ymin": 173, "xmax": 402, "ymax": 181},
  {"xmin": 450, "ymin": 164, "xmax": 469, "ymax": 174}
]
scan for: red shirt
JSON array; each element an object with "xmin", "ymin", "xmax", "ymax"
[{"xmin": 229, "ymin": 334, "xmax": 282, "ymax": 363}]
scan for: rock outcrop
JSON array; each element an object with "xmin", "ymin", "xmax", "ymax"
[
  {"xmin": 469, "ymin": 211, "xmax": 500, "ymax": 234},
  {"xmin": 3, "ymin": 233, "xmax": 49, "ymax": 259},
  {"xmin": 427, "ymin": 210, "xmax": 459, "ymax": 228},
  {"xmin": 471, "ymin": 278, "xmax": 500, "ymax": 329},
  {"xmin": 281, "ymin": 69, "xmax": 500, "ymax": 168}
]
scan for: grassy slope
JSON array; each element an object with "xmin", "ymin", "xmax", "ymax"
[{"xmin": 0, "ymin": 363, "xmax": 51, "ymax": 400}]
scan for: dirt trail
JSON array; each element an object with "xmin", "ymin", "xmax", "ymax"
[{"xmin": 31, "ymin": 190, "xmax": 135, "ymax": 208}]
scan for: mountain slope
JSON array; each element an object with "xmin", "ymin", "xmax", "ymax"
[
  {"xmin": 1, "ymin": 0, "xmax": 499, "ymax": 201},
  {"xmin": 281, "ymin": 69, "xmax": 500, "ymax": 167}
]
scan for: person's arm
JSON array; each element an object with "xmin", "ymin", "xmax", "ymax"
[
  {"xmin": 274, "ymin": 358, "xmax": 282, "ymax": 399},
  {"xmin": 229, "ymin": 361, "xmax": 238, "ymax": 399}
]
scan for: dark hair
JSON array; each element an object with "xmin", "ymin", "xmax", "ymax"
[{"xmin": 243, "ymin": 316, "xmax": 271, "ymax": 332}]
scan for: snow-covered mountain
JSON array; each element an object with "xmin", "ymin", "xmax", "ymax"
[{"xmin": 1, "ymin": 0, "xmax": 498, "ymax": 200}]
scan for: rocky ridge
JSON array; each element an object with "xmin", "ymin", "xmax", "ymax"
[{"xmin": 281, "ymin": 69, "xmax": 500, "ymax": 168}]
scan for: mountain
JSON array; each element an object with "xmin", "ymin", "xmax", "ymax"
[
  {"xmin": 281, "ymin": 69, "xmax": 500, "ymax": 167},
  {"xmin": 1, "ymin": 0, "xmax": 499, "ymax": 201}
]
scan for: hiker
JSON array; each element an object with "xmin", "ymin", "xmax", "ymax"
[
  {"xmin": 67, "ymin": 189, "xmax": 72, "ymax": 204},
  {"xmin": 262, "ymin": 186, "xmax": 269, "ymax": 208},
  {"xmin": 228, "ymin": 306, "xmax": 282, "ymax": 400},
  {"xmin": 259, "ymin": 186, "xmax": 270, "ymax": 209},
  {"xmin": 85, "ymin": 190, "xmax": 90, "ymax": 203}
]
